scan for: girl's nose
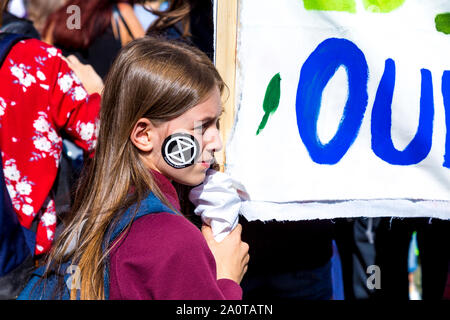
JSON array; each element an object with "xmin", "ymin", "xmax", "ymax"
[{"xmin": 204, "ymin": 128, "xmax": 223, "ymax": 154}]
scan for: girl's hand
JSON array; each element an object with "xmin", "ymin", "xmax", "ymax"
[
  {"xmin": 202, "ymin": 223, "xmax": 250, "ymax": 284},
  {"xmin": 63, "ymin": 55, "xmax": 104, "ymax": 95}
]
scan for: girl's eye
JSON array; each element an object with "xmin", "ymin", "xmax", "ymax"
[
  {"xmin": 194, "ymin": 118, "xmax": 220, "ymax": 134},
  {"xmin": 194, "ymin": 124, "xmax": 206, "ymax": 133}
]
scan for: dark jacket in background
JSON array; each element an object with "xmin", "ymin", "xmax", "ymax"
[
  {"xmin": 147, "ymin": 0, "xmax": 214, "ymax": 61},
  {"xmin": 1, "ymin": 12, "xmax": 40, "ymax": 39}
]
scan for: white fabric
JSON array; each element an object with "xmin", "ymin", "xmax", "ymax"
[
  {"xmin": 7, "ymin": 0, "xmax": 26, "ymax": 18},
  {"xmin": 189, "ymin": 169, "xmax": 249, "ymax": 242},
  {"xmin": 133, "ymin": 4, "xmax": 158, "ymax": 31},
  {"xmin": 240, "ymin": 199, "xmax": 450, "ymax": 222},
  {"xmin": 189, "ymin": 171, "xmax": 449, "ymax": 226}
]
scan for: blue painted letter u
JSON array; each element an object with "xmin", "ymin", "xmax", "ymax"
[{"xmin": 371, "ymin": 59, "xmax": 434, "ymax": 165}]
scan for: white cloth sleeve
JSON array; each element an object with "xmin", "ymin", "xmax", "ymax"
[{"xmin": 189, "ymin": 169, "xmax": 249, "ymax": 242}]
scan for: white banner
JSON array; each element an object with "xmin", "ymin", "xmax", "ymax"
[
  {"xmin": 221, "ymin": 0, "xmax": 450, "ymax": 220},
  {"xmin": 227, "ymin": 0, "xmax": 450, "ymax": 205}
]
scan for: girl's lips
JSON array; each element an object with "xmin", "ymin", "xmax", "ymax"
[
  {"xmin": 200, "ymin": 161, "xmax": 211, "ymax": 168},
  {"xmin": 199, "ymin": 159, "xmax": 212, "ymax": 169}
]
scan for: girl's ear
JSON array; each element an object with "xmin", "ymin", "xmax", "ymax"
[{"xmin": 130, "ymin": 118, "xmax": 155, "ymax": 152}]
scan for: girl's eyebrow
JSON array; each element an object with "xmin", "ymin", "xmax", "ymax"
[
  {"xmin": 198, "ymin": 107, "xmax": 224, "ymax": 123},
  {"xmin": 195, "ymin": 118, "xmax": 215, "ymax": 128}
]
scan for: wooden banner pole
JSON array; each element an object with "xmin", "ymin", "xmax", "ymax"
[{"xmin": 215, "ymin": 0, "xmax": 238, "ymax": 172}]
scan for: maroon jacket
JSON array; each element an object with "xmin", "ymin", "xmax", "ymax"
[{"xmin": 108, "ymin": 170, "xmax": 242, "ymax": 300}]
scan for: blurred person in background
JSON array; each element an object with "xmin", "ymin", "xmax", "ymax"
[
  {"xmin": 134, "ymin": 0, "xmax": 164, "ymax": 31},
  {"xmin": 335, "ymin": 217, "xmax": 450, "ymax": 300},
  {"xmin": 2, "ymin": 0, "xmax": 106, "ymax": 220},
  {"xmin": 43, "ymin": 0, "xmax": 145, "ymax": 79},
  {"xmin": 145, "ymin": 0, "xmax": 214, "ymax": 60},
  {"xmin": 0, "ymin": 0, "xmax": 39, "ymax": 38},
  {"xmin": 0, "ymin": 0, "xmax": 103, "ymax": 258},
  {"xmin": 26, "ymin": 0, "xmax": 66, "ymax": 37}
]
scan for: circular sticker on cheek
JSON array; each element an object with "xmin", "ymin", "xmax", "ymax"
[{"xmin": 161, "ymin": 133, "xmax": 200, "ymax": 169}]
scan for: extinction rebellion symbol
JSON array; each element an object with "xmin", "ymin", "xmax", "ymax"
[{"xmin": 162, "ymin": 133, "xmax": 200, "ymax": 169}]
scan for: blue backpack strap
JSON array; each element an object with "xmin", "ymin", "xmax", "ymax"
[
  {"xmin": 0, "ymin": 34, "xmax": 37, "ymax": 299},
  {"xmin": 0, "ymin": 33, "xmax": 30, "ymax": 68},
  {"xmin": 103, "ymin": 192, "xmax": 176, "ymax": 299},
  {"xmin": 0, "ymin": 152, "xmax": 31, "ymax": 278},
  {"xmin": 0, "ymin": 34, "xmax": 33, "ymax": 279},
  {"xmin": 18, "ymin": 192, "xmax": 175, "ymax": 300},
  {"xmin": 0, "ymin": 151, "xmax": 37, "ymax": 299},
  {"xmin": 16, "ymin": 262, "xmax": 73, "ymax": 300}
]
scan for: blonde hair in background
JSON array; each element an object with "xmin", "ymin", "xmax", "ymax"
[{"xmin": 26, "ymin": 0, "xmax": 66, "ymax": 35}]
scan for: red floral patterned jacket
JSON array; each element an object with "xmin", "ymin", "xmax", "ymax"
[{"xmin": 0, "ymin": 39, "xmax": 101, "ymax": 255}]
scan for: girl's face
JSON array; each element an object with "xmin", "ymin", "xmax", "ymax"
[{"xmin": 133, "ymin": 86, "xmax": 223, "ymax": 186}]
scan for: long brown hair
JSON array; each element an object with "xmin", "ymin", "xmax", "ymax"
[{"xmin": 43, "ymin": 36, "xmax": 224, "ymax": 300}]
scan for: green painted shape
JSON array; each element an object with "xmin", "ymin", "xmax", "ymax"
[
  {"xmin": 362, "ymin": 0, "xmax": 406, "ymax": 13},
  {"xmin": 435, "ymin": 13, "xmax": 450, "ymax": 35},
  {"xmin": 303, "ymin": 0, "xmax": 356, "ymax": 13},
  {"xmin": 256, "ymin": 73, "xmax": 281, "ymax": 135}
]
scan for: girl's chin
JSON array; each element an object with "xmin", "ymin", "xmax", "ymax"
[{"xmin": 171, "ymin": 168, "xmax": 207, "ymax": 186}]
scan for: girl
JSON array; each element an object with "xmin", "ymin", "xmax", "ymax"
[{"xmin": 20, "ymin": 37, "xmax": 249, "ymax": 300}]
